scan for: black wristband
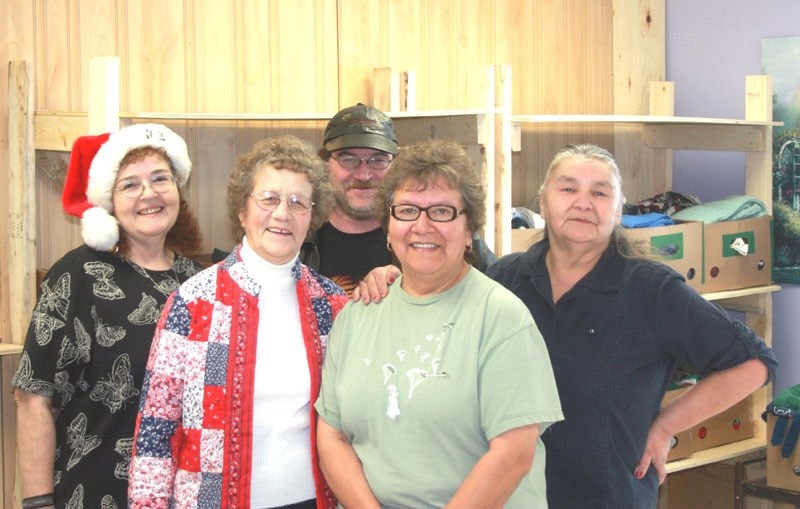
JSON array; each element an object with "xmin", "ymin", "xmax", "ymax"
[{"xmin": 21, "ymin": 494, "xmax": 54, "ymax": 509}]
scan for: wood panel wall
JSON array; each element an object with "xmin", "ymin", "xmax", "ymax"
[
  {"xmin": 2, "ymin": 1, "xmax": 664, "ymax": 506},
  {"xmin": 6, "ymin": 0, "xmax": 665, "ymax": 269}
]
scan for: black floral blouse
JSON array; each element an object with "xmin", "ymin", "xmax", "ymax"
[{"xmin": 12, "ymin": 244, "xmax": 202, "ymax": 509}]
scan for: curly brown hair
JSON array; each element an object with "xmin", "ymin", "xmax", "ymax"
[
  {"xmin": 115, "ymin": 147, "xmax": 202, "ymax": 255},
  {"xmin": 227, "ymin": 135, "xmax": 334, "ymax": 239}
]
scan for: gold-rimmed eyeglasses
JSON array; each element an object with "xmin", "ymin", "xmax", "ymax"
[{"xmin": 250, "ymin": 190, "xmax": 314, "ymax": 214}]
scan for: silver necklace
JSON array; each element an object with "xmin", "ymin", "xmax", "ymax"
[{"xmin": 122, "ymin": 256, "xmax": 182, "ymax": 296}]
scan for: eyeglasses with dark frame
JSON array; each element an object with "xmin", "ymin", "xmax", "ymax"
[
  {"xmin": 250, "ymin": 190, "xmax": 314, "ymax": 214},
  {"xmin": 331, "ymin": 153, "xmax": 393, "ymax": 171},
  {"xmin": 113, "ymin": 174, "xmax": 177, "ymax": 199},
  {"xmin": 389, "ymin": 204, "xmax": 466, "ymax": 222}
]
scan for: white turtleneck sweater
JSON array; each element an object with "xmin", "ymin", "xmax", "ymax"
[{"xmin": 240, "ymin": 238, "xmax": 315, "ymax": 507}]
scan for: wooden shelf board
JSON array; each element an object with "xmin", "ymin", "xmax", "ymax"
[
  {"xmin": 126, "ymin": 108, "xmax": 494, "ymax": 121},
  {"xmin": 510, "ymin": 114, "xmax": 782, "ymax": 127},
  {"xmin": 702, "ymin": 284, "xmax": 781, "ymax": 302},
  {"xmin": 0, "ymin": 344, "xmax": 23, "ymax": 356},
  {"xmin": 35, "ymin": 108, "xmax": 495, "ymax": 151},
  {"xmin": 666, "ymin": 438, "xmax": 766, "ymax": 474}
]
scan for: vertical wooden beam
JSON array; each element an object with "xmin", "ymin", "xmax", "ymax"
[
  {"xmin": 373, "ymin": 67, "xmax": 391, "ymax": 111},
  {"xmin": 648, "ymin": 81, "xmax": 674, "ymax": 190},
  {"xmin": 468, "ymin": 65, "xmax": 496, "ymax": 252},
  {"xmin": 7, "ymin": 60, "xmax": 35, "ymax": 509},
  {"xmin": 88, "ymin": 57, "xmax": 121, "ymax": 134},
  {"xmin": 373, "ymin": 68, "xmax": 415, "ymax": 112},
  {"xmin": 494, "ymin": 64, "xmax": 512, "ymax": 256},
  {"xmin": 612, "ymin": 0, "xmax": 666, "ymax": 201},
  {"xmin": 744, "ymin": 75, "xmax": 774, "ymax": 445},
  {"xmin": 400, "ymin": 71, "xmax": 416, "ymax": 112},
  {"xmin": 744, "ymin": 75, "xmax": 773, "ymax": 211},
  {"xmin": 7, "ymin": 61, "xmax": 36, "ymax": 347}
]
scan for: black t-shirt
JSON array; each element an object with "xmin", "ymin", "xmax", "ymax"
[{"xmin": 316, "ymin": 222, "xmax": 392, "ymax": 295}]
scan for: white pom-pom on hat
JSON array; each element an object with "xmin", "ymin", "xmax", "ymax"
[{"xmin": 61, "ymin": 123, "xmax": 191, "ymax": 251}]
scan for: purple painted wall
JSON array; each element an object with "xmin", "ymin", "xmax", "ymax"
[{"xmin": 666, "ymin": 0, "xmax": 800, "ymax": 393}]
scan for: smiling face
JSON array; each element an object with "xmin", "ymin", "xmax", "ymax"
[
  {"xmin": 112, "ymin": 153, "xmax": 180, "ymax": 251},
  {"xmin": 238, "ymin": 165, "xmax": 313, "ymax": 264},
  {"xmin": 328, "ymin": 147, "xmax": 392, "ymax": 220},
  {"xmin": 539, "ymin": 156, "xmax": 623, "ymax": 249},
  {"xmin": 388, "ymin": 177, "xmax": 472, "ymax": 294}
]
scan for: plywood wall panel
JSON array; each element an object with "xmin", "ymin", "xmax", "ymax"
[
  {"xmin": 613, "ymin": 0, "xmax": 666, "ymax": 203},
  {"xmin": 506, "ymin": 0, "xmax": 617, "ymax": 207},
  {"xmin": 337, "ymin": 0, "xmax": 391, "ymax": 106},
  {"xmin": 124, "ymin": 0, "xmax": 188, "ymax": 113},
  {"xmin": 9, "ymin": 0, "xmax": 665, "ymax": 265},
  {"xmin": 36, "ymin": 0, "xmax": 73, "ymax": 111},
  {"xmin": 36, "ymin": 173, "xmax": 81, "ymax": 269}
]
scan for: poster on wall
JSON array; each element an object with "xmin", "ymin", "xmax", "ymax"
[{"xmin": 762, "ymin": 36, "xmax": 800, "ymax": 284}]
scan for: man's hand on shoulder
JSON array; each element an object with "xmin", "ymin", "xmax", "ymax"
[{"xmin": 353, "ymin": 265, "xmax": 401, "ymax": 303}]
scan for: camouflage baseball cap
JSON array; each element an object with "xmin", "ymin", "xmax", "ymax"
[{"xmin": 323, "ymin": 103, "xmax": 398, "ymax": 155}]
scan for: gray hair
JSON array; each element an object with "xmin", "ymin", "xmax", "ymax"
[{"xmin": 540, "ymin": 144, "xmax": 652, "ymax": 259}]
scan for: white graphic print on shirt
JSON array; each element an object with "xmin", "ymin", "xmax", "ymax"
[{"xmin": 372, "ymin": 322, "xmax": 454, "ymax": 419}]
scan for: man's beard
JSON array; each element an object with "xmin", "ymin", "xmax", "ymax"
[{"xmin": 335, "ymin": 183, "xmax": 378, "ymax": 220}]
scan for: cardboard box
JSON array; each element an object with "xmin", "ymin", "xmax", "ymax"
[
  {"xmin": 701, "ymin": 216, "xmax": 773, "ymax": 293},
  {"xmin": 662, "ymin": 462, "xmax": 736, "ymax": 509},
  {"xmin": 661, "ymin": 388, "xmax": 754, "ymax": 458},
  {"xmin": 661, "ymin": 387, "xmax": 693, "ymax": 461},
  {"xmin": 766, "ymin": 414, "xmax": 800, "ymax": 492},
  {"xmin": 510, "ymin": 228, "xmax": 544, "ymax": 253},
  {"xmin": 624, "ymin": 221, "xmax": 703, "ymax": 291},
  {"xmin": 690, "ymin": 394, "xmax": 755, "ymax": 453}
]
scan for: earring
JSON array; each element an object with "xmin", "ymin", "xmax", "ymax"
[{"xmin": 387, "ymin": 237, "xmax": 392, "ymax": 252}]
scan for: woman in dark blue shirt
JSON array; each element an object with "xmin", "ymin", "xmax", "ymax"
[{"xmin": 486, "ymin": 144, "xmax": 777, "ymax": 508}]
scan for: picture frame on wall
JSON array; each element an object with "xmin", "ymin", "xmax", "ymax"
[{"xmin": 762, "ymin": 36, "xmax": 800, "ymax": 284}]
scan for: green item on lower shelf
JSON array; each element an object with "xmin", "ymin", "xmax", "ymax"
[{"xmin": 764, "ymin": 384, "xmax": 800, "ymax": 459}]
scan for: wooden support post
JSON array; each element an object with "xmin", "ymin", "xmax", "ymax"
[
  {"xmin": 745, "ymin": 75, "xmax": 773, "ymax": 212},
  {"xmin": 6, "ymin": 60, "xmax": 36, "ymax": 509},
  {"xmin": 648, "ymin": 81, "xmax": 675, "ymax": 190},
  {"xmin": 373, "ymin": 68, "xmax": 416, "ymax": 113},
  {"xmin": 494, "ymin": 64, "xmax": 512, "ymax": 257},
  {"xmin": 399, "ymin": 71, "xmax": 416, "ymax": 112},
  {"xmin": 88, "ymin": 57, "xmax": 121, "ymax": 134},
  {"xmin": 373, "ymin": 67, "xmax": 399, "ymax": 112},
  {"xmin": 7, "ymin": 61, "xmax": 36, "ymax": 347},
  {"xmin": 468, "ymin": 65, "xmax": 496, "ymax": 252}
]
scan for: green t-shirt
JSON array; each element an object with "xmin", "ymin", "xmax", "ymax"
[{"xmin": 316, "ymin": 269, "xmax": 563, "ymax": 508}]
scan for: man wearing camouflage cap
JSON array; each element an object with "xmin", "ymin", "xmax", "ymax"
[
  {"xmin": 301, "ymin": 103, "xmax": 399, "ymax": 295},
  {"xmin": 302, "ymin": 103, "xmax": 496, "ymax": 295}
]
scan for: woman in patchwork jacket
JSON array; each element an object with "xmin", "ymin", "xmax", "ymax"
[{"xmin": 128, "ymin": 135, "xmax": 348, "ymax": 509}]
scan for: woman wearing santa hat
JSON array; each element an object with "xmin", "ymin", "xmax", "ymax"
[{"xmin": 12, "ymin": 123, "xmax": 203, "ymax": 509}]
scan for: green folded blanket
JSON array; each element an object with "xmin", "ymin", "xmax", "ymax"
[{"xmin": 671, "ymin": 195, "xmax": 767, "ymax": 223}]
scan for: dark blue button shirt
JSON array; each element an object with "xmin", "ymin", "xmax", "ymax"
[{"xmin": 487, "ymin": 238, "xmax": 777, "ymax": 509}]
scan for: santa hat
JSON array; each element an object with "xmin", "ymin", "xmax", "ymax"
[{"xmin": 61, "ymin": 123, "xmax": 192, "ymax": 251}]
